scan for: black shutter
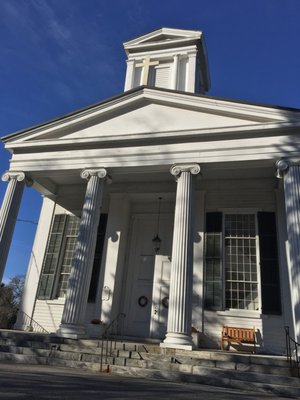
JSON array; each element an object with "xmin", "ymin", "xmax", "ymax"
[
  {"xmin": 257, "ymin": 212, "xmax": 281, "ymax": 315},
  {"xmin": 37, "ymin": 214, "xmax": 67, "ymax": 300},
  {"xmin": 88, "ymin": 214, "xmax": 108, "ymax": 302},
  {"xmin": 204, "ymin": 212, "xmax": 223, "ymax": 310}
]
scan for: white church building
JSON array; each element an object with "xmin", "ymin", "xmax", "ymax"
[{"xmin": 1, "ymin": 28, "xmax": 300, "ymax": 354}]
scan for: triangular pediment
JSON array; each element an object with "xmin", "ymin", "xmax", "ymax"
[
  {"xmin": 4, "ymin": 87, "xmax": 300, "ymax": 151},
  {"xmin": 123, "ymin": 27, "xmax": 202, "ymax": 54},
  {"xmin": 143, "ymin": 34, "xmax": 185, "ymax": 43}
]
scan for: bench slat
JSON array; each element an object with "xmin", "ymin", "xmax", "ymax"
[{"xmin": 221, "ymin": 325, "xmax": 256, "ymax": 353}]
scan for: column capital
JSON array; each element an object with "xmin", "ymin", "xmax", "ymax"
[
  {"xmin": 80, "ymin": 168, "xmax": 111, "ymax": 183},
  {"xmin": 170, "ymin": 164, "xmax": 201, "ymax": 177},
  {"xmin": 187, "ymin": 51, "xmax": 197, "ymax": 58},
  {"xmin": 276, "ymin": 159, "xmax": 291, "ymax": 179},
  {"xmin": 1, "ymin": 171, "xmax": 33, "ymax": 187}
]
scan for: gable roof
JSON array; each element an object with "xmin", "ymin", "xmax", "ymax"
[{"xmin": 2, "ymin": 85, "xmax": 300, "ymax": 146}]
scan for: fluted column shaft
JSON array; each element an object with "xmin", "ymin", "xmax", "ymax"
[
  {"xmin": 0, "ymin": 171, "xmax": 30, "ymax": 282},
  {"xmin": 162, "ymin": 164, "xmax": 200, "ymax": 350},
  {"xmin": 277, "ymin": 160, "xmax": 300, "ymax": 343},
  {"xmin": 58, "ymin": 168, "xmax": 109, "ymax": 338}
]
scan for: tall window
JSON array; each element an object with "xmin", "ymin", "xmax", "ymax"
[
  {"xmin": 56, "ymin": 216, "xmax": 80, "ymax": 298},
  {"xmin": 204, "ymin": 211, "xmax": 281, "ymax": 314},
  {"xmin": 38, "ymin": 213, "xmax": 107, "ymax": 301},
  {"xmin": 224, "ymin": 214, "xmax": 258, "ymax": 311}
]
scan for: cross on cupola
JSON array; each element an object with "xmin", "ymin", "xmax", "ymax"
[
  {"xmin": 135, "ymin": 56, "xmax": 159, "ymax": 86},
  {"xmin": 123, "ymin": 27, "xmax": 210, "ymax": 94}
]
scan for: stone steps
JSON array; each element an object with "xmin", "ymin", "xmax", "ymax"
[
  {"xmin": 0, "ymin": 341, "xmax": 291, "ymax": 377},
  {"xmin": 0, "ymin": 330, "xmax": 299, "ymax": 398},
  {"xmin": 109, "ymin": 364, "xmax": 300, "ymax": 398}
]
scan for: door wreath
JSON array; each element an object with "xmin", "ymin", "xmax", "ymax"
[{"xmin": 138, "ymin": 295, "xmax": 148, "ymax": 307}]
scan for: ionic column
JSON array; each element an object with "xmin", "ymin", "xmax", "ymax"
[
  {"xmin": 276, "ymin": 160, "xmax": 300, "ymax": 343},
  {"xmin": 161, "ymin": 163, "xmax": 200, "ymax": 350},
  {"xmin": 58, "ymin": 168, "xmax": 110, "ymax": 338},
  {"xmin": 0, "ymin": 171, "xmax": 32, "ymax": 283}
]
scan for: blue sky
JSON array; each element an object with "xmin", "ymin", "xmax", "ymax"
[{"xmin": 0, "ymin": 0, "xmax": 300, "ymax": 283}]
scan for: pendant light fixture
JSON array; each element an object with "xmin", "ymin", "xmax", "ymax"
[{"xmin": 152, "ymin": 197, "xmax": 162, "ymax": 254}]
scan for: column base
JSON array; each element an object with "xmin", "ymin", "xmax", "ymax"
[
  {"xmin": 160, "ymin": 332, "xmax": 193, "ymax": 351},
  {"xmin": 57, "ymin": 323, "xmax": 87, "ymax": 339}
]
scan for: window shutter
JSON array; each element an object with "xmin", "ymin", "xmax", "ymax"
[
  {"xmin": 257, "ymin": 212, "xmax": 281, "ymax": 315},
  {"xmin": 133, "ymin": 67, "xmax": 142, "ymax": 87},
  {"xmin": 204, "ymin": 212, "xmax": 223, "ymax": 310},
  {"xmin": 37, "ymin": 214, "xmax": 67, "ymax": 300},
  {"xmin": 154, "ymin": 65, "xmax": 170, "ymax": 89},
  {"xmin": 88, "ymin": 214, "xmax": 108, "ymax": 302}
]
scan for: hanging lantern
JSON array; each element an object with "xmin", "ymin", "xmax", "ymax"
[{"xmin": 152, "ymin": 197, "xmax": 162, "ymax": 254}]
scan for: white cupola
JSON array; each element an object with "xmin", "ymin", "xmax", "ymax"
[{"xmin": 123, "ymin": 27, "xmax": 210, "ymax": 94}]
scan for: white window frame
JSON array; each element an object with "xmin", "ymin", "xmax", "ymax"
[{"xmin": 218, "ymin": 208, "xmax": 262, "ymax": 315}]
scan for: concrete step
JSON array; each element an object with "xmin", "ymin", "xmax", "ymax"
[
  {"xmin": 0, "ymin": 351, "xmax": 111, "ymax": 373},
  {"xmin": 130, "ymin": 353, "xmax": 292, "ymax": 377},
  {"xmin": 109, "ymin": 364, "xmax": 300, "ymax": 398}
]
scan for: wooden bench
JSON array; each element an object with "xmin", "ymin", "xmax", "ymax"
[{"xmin": 221, "ymin": 325, "xmax": 256, "ymax": 353}]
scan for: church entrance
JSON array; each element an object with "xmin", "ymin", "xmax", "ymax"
[{"xmin": 123, "ymin": 213, "xmax": 173, "ymax": 340}]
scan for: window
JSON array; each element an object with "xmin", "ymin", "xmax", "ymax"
[
  {"xmin": 38, "ymin": 214, "xmax": 69, "ymax": 300},
  {"xmin": 56, "ymin": 216, "xmax": 80, "ymax": 298},
  {"xmin": 38, "ymin": 213, "xmax": 107, "ymax": 301},
  {"xmin": 224, "ymin": 214, "xmax": 258, "ymax": 311},
  {"xmin": 204, "ymin": 211, "xmax": 281, "ymax": 314}
]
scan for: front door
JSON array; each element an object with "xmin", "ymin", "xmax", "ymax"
[
  {"xmin": 150, "ymin": 255, "xmax": 171, "ymax": 339},
  {"xmin": 123, "ymin": 213, "xmax": 173, "ymax": 339}
]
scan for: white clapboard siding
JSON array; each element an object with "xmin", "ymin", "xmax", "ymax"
[
  {"xmin": 33, "ymin": 299, "xmax": 64, "ymax": 333},
  {"xmin": 32, "ymin": 299, "xmax": 99, "ymax": 334},
  {"xmin": 204, "ymin": 178, "xmax": 276, "ymax": 211}
]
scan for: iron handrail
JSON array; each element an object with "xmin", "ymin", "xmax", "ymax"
[
  {"xmin": 100, "ymin": 312, "xmax": 126, "ymax": 372},
  {"xmin": 285, "ymin": 325, "xmax": 300, "ymax": 377},
  {"xmin": 18, "ymin": 310, "xmax": 49, "ymax": 334}
]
